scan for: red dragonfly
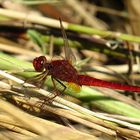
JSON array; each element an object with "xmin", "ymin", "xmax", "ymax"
[{"xmin": 32, "ymin": 19, "xmax": 140, "ymax": 96}]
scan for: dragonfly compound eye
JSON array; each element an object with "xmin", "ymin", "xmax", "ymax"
[{"xmin": 33, "ymin": 56, "xmax": 47, "ymax": 72}]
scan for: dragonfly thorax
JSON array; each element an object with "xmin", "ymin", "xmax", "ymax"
[
  {"xmin": 47, "ymin": 60, "xmax": 80, "ymax": 84},
  {"xmin": 44, "ymin": 62, "xmax": 53, "ymax": 71}
]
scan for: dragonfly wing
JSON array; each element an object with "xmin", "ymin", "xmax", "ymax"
[{"xmin": 59, "ymin": 18, "xmax": 76, "ymax": 63}]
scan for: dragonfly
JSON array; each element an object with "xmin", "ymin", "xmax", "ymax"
[{"xmin": 32, "ymin": 19, "xmax": 140, "ymax": 97}]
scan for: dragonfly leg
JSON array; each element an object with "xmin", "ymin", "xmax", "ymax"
[
  {"xmin": 19, "ymin": 71, "xmax": 49, "ymax": 106},
  {"xmin": 53, "ymin": 77, "xmax": 66, "ymax": 90},
  {"xmin": 24, "ymin": 71, "xmax": 48, "ymax": 88},
  {"xmin": 52, "ymin": 77, "xmax": 67, "ymax": 97},
  {"xmin": 34, "ymin": 76, "xmax": 66, "ymax": 109},
  {"xmin": 40, "ymin": 76, "xmax": 66, "ymax": 105}
]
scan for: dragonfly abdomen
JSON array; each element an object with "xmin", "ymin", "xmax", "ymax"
[{"xmin": 78, "ymin": 75, "xmax": 140, "ymax": 92}]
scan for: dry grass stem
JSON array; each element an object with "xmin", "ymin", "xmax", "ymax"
[
  {"xmin": 0, "ymin": 43, "xmax": 42, "ymax": 57},
  {"xmin": 0, "ymin": 70, "xmax": 140, "ymax": 139},
  {"xmin": 65, "ymin": 0, "xmax": 107, "ymax": 29},
  {"xmin": 0, "ymin": 8, "xmax": 68, "ymax": 29},
  {"xmin": 98, "ymin": 113, "xmax": 140, "ymax": 123},
  {"xmin": 0, "ymin": 96, "xmax": 97, "ymax": 140}
]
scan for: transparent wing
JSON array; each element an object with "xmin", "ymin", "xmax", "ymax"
[{"xmin": 59, "ymin": 18, "xmax": 76, "ymax": 63}]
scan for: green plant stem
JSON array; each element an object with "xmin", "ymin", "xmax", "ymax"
[
  {"xmin": 0, "ymin": 52, "xmax": 140, "ymax": 118},
  {"xmin": 68, "ymin": 24, "xmax": 140, "ymax": 43},
  {"xmin": 42, "ymin": 36, "xmax": 82, "ymax": 49},
  {"xmin": 0, "ymin": 8, "xmax": 140, "ymax": 43},
  {"xmin": 42, "ymin": 35, "xmax": 140, "ymax": 59},
  {"xmin": 70, "ymin": 86, "xmax": 140, "ymax": 119}
]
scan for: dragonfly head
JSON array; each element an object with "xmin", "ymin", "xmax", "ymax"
[{"xmin": 33, "ymin": 56, "xmax": 47, "ymax": 72}]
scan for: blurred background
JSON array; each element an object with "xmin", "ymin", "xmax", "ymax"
[{"xmin": 0, "ymin": 1, "xmax": 140, "ymax": 140}]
